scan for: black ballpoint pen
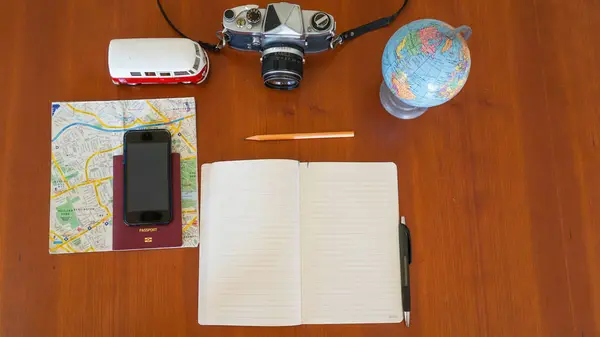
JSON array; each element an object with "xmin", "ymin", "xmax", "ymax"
[{"xmin": 399, "ymin": 216, "xmax": 412, "ymax": 327}]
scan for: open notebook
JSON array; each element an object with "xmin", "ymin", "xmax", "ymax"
[{"xmin": 198, "ymin": 160, "xmax": 402, "ymax": 326}]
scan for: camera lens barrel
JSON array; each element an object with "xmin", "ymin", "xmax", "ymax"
[{"xmin": 261, "ymin": 45, "xmax": 304, "ymax": 90}]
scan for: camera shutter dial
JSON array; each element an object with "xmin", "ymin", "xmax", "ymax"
[
  {"xmin": 246, "ymin": 8, "xmax": 262, "ymax": 24},
  {"xmin": 311, "ymin": 12, "xmax": 331, "ymax": 31}
]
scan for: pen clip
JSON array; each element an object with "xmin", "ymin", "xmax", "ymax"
[
  {"xmin": 400, "ymin": 218, "xmax": 412, "ymax": 264},
  {"xmin": 406, "ymin": 226, "xmax": 412, "ymax": 264}
]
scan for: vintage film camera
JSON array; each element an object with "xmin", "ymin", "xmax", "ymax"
[{"xmin": 222, "ymin": 3, "xmax": 336, "ymax": 90}]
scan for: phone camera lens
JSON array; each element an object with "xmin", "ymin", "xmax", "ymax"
[{"xmin": 142, "ymin": 132, "xmax": 153, "ymax": 140}]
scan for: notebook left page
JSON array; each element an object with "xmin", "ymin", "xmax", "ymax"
[{"xmin": 198, "ymin": 160, "xmax": 302, "ymax": 326}]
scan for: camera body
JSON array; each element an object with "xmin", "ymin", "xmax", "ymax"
[
  {"xmin": 223, "ymin": 3, "xmax": 335, "ymax": 53},
  {"xmin": 222, "ymin": 3, "xmax": 336, "ymax": 89}
]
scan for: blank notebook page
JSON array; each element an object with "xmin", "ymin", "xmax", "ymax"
[
  {"xmin": 198, "ymin": 160, "xmax": 302, "ymax": 326},
  {"xmin": 299, "ymin": 162, "xmax": 402, "ymax": 324}
]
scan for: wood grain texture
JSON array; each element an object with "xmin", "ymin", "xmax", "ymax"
[{"xmin": 1, "ymin": 0, "xmax": 599, "ymax": 336}]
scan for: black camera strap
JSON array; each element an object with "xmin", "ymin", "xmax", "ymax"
[
  {"xmin": 331, "ymin": 0, "xmax": 409, "ymax": 48},
  {"xmin": 156, "ymin": 0, "xmax": 409, "ymax": 52},
  {"xmin": 156, "ymin": 0, "xmax": 223, "ymax": 52}
]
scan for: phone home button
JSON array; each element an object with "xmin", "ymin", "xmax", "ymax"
[{"xmin": 140, "ymin": 211, "xmax": 162, "ymax": 222}]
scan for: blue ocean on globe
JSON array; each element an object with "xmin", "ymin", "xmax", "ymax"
[{"xmin": 382, "ymin": 19, "xmax": 472, "ymax": 108}]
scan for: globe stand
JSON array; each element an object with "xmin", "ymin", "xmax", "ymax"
[{"xmin": 379, "ymin": 82, "xmax": 428, "ymax": 119}]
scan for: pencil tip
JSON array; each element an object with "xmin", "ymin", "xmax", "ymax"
[{"xmin": 404, "ymin": 312, "xmax": 410, "ymax": 327}]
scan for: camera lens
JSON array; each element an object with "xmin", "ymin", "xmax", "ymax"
[{"xmin": 261, "ymin": 45, "xmax": 304, "ymax": 90}]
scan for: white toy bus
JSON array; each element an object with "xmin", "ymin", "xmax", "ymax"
[{"xmin": 108, "ymin": 38, "xmax": 209, "ymax": 85}]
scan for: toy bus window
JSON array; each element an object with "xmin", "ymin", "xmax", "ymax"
[
  {"xmin": 160, "ymin": 72, "xmax": 171, "ymax": 76},
  {"xmin": 145, "ymin": 72, "xmax": 156, "ymax": 76},
  {"xmin": 174, "ymin": 71, "xmax": 188, "ymax": 76},
  {"xmin": 193, "ymin": 57, "xmax": 200, "ymax": 70},
  {"xmin": 130, "ymin": 72, "xmax": 142, "ymax": 76},
  {"xmin": 194, "ymin": 44, "xmax": 200, "ymax": 56}
]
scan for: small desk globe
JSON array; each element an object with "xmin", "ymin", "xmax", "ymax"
[{"xmin": 381, "ymin": 19, "xmax": 472, "ymax": 119}]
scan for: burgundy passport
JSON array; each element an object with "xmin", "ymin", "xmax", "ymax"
[{"xmin": 112, "ymin": 154, "xmax": 183, "ymax": 250}]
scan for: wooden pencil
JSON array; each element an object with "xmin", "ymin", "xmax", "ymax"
[{"xmin": 245, "ymin": 131, "xmax": 355, "ymax": 141}]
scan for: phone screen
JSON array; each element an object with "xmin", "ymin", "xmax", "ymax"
[{"xmin": 124, "ymin": 131, "xmax": 172, "ymax": 225}]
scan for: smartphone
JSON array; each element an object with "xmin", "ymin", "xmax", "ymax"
[{"xmin": 123, "ymin": 129, "xmax": 172, "ymax": 225}]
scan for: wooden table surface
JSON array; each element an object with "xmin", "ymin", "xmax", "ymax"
[{"xmin": 1, "ymin": 0, "xmax": 599, "ymax": 336}]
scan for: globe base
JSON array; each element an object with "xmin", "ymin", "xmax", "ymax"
[{"xmin": 379, "ymin": 82, "xmax": 428, "ymax": 119}]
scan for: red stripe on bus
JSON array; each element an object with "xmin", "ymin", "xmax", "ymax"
[{"xmin": 112, "ymin": 65, "xmax": 208, "ymax": 85}]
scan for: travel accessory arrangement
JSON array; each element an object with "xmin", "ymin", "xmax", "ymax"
[{"xmin": 44, "ymin": 0, "xmax": 440, "ymax": 327}]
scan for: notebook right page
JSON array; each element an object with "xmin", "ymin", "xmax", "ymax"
[{"xmin": 299, "ymin": 162, "xmax": 402, "ymax": 324}]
